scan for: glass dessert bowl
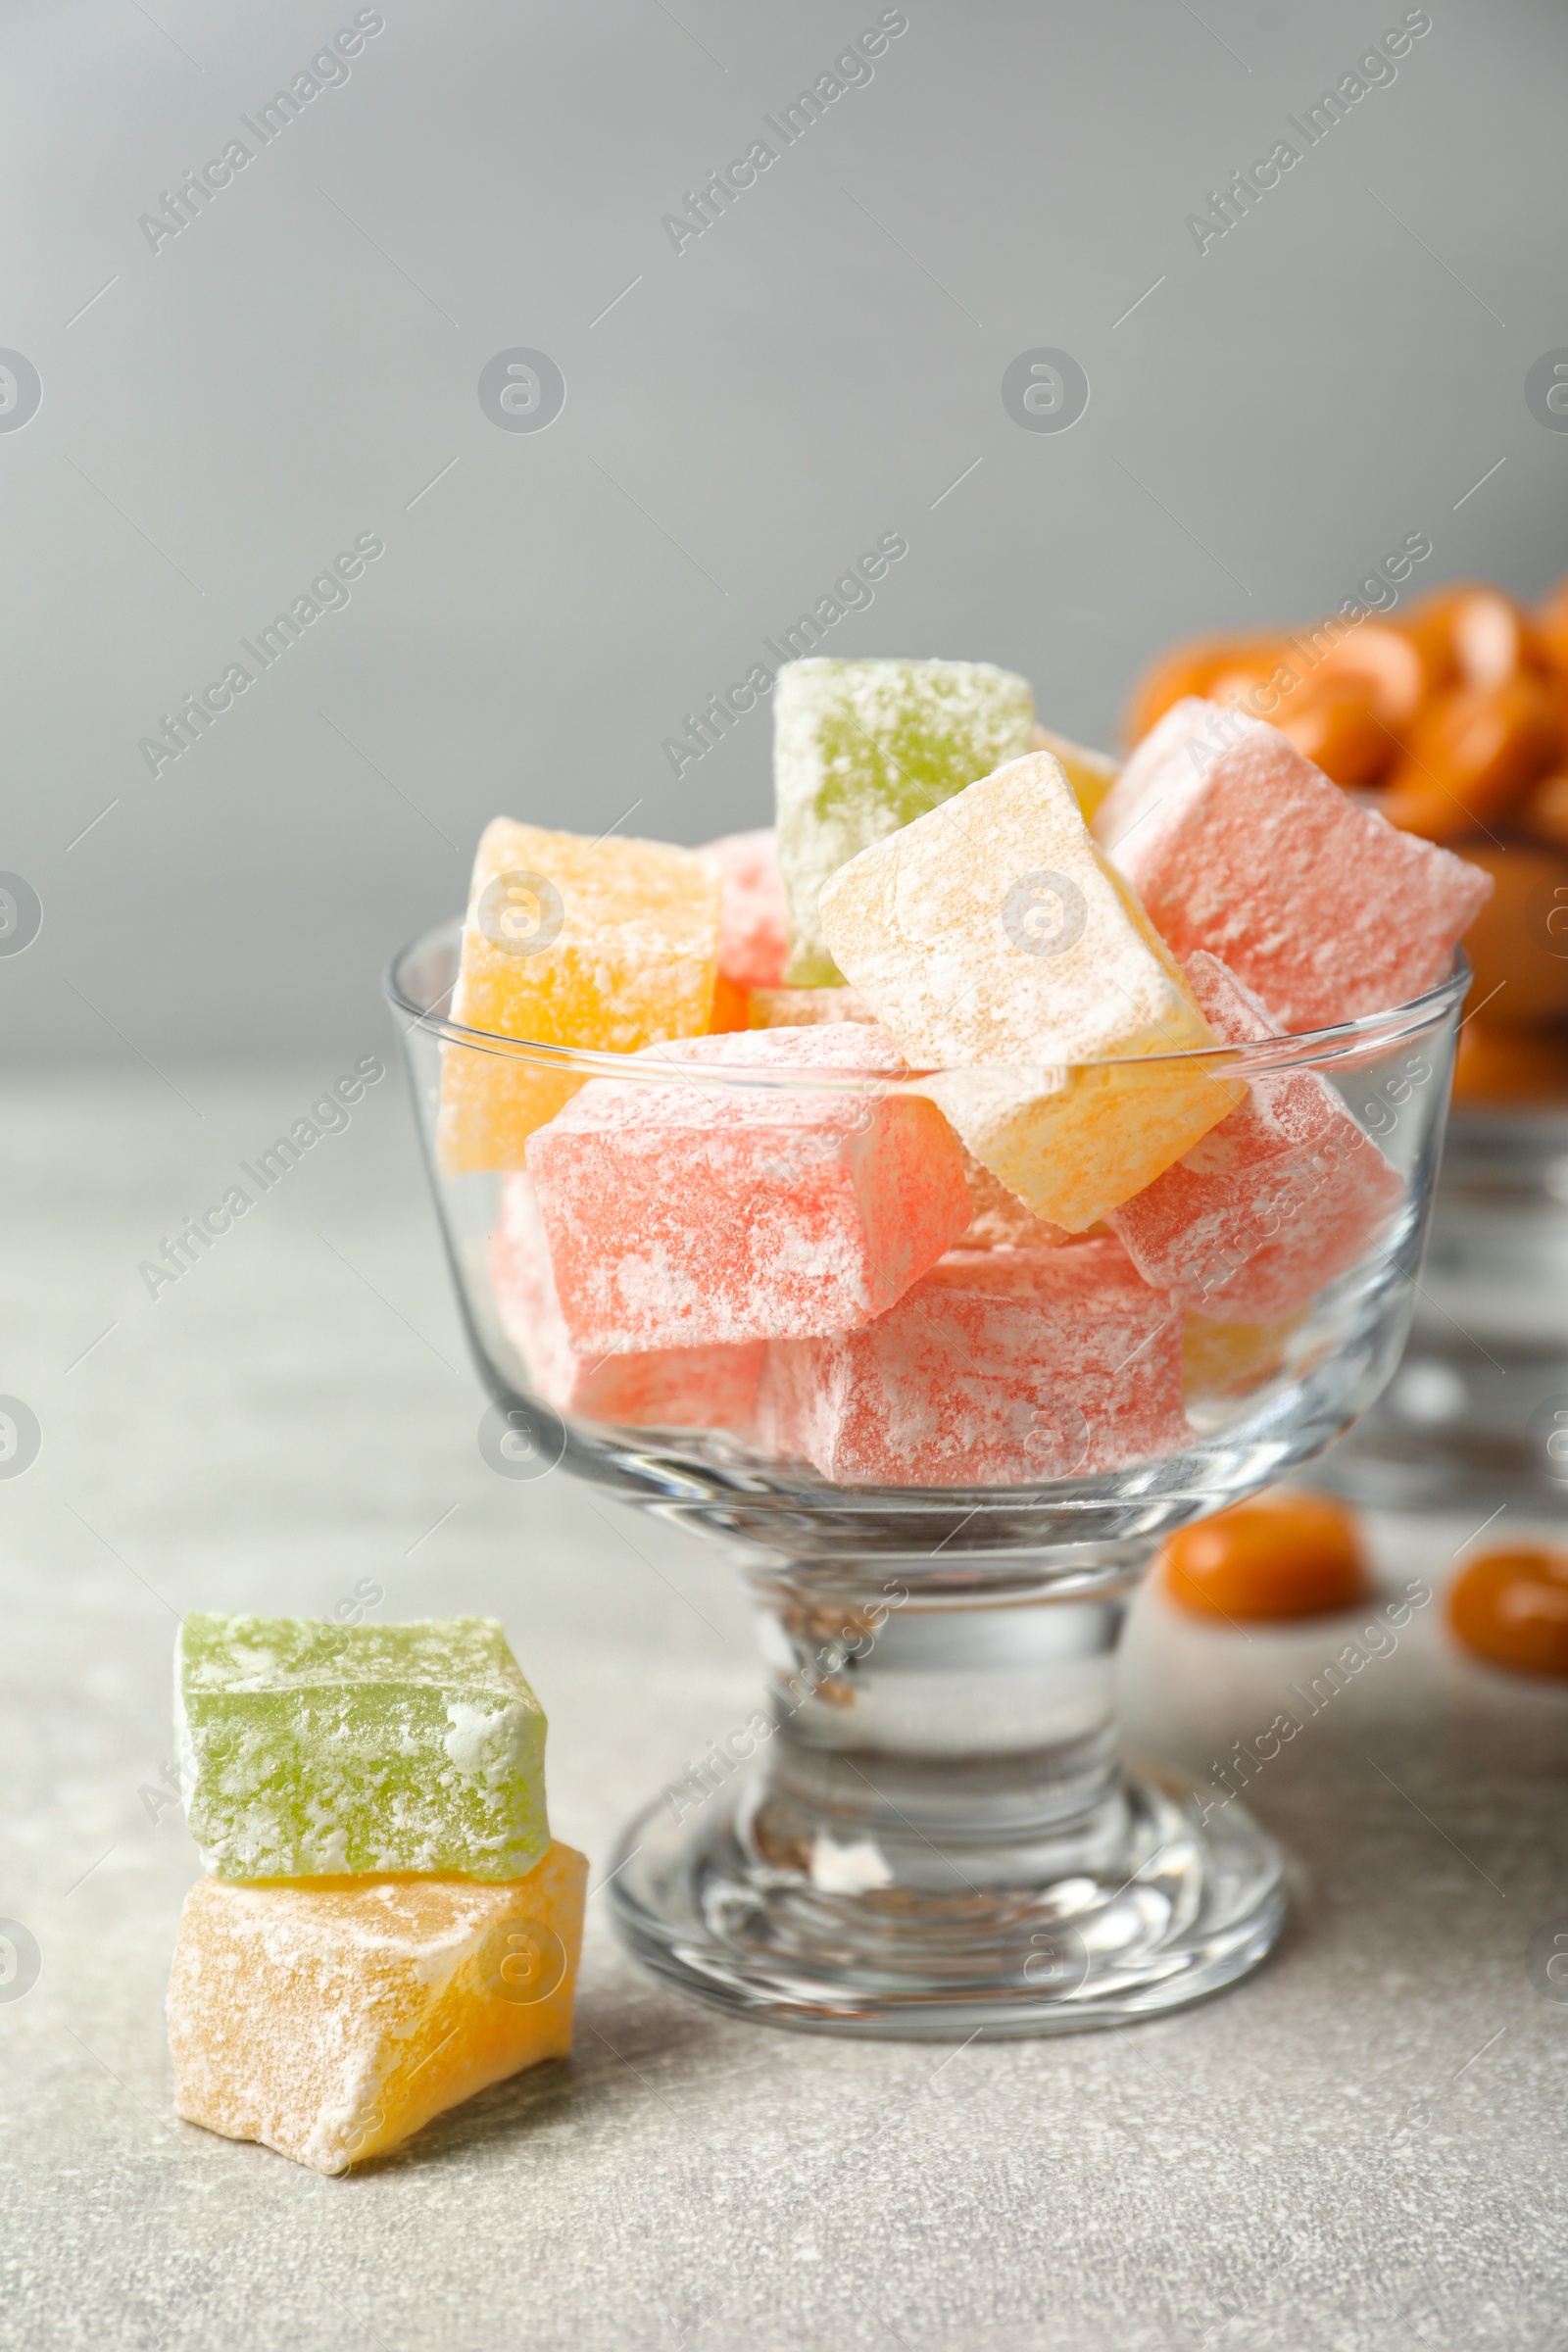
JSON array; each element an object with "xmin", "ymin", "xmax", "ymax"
[{"xmin": 388, "ymin": 923, "xmax": 1465, "ymax": 2040}]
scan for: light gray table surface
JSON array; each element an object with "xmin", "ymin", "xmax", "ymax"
[{"xmin": 3, "ymin": 1067, "xmax": 1565, "ymax": 2352}]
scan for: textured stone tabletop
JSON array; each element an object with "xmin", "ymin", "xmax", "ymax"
[{"xmin": 2, "ymin": 1070, "xmax": 1565, "ymax": 2352}]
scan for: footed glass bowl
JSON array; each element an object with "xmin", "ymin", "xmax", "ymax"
[{"xmin": 388, "ymin": 923, "xmax": 1464, "ymax": 2039}]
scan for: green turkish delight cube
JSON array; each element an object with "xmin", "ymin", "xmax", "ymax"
[
  {"xmin": 175, "ymin": 1613, "xmax": 549, "ymax": 1881},
  {"xmin": 774, "ymin": 657, "xmax": 1034, "ymax": 984}
]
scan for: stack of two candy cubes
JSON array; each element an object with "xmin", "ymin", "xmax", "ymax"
[{"xmin": 167, "ymin": 1612, "xmax": 586, "ymax": 2175}]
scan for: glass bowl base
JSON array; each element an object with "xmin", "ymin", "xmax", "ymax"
[{"xmin": 610, "ymin": 1765, "xmax": 1286, "ymax": 2040}]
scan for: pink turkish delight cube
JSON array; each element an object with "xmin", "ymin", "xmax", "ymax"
[
  {"xmin": 1094, "ymin": 698, "xmax": 1491, "ymax": 1029},
  {"xmin": 703, "ymin": 828, "xmax": 789, "ymax": 990},
  {"xmin": 759, "ymin": 1238, "xmax": 1188, "ymax": 1487},
  {"xmin": 1092, "ymin": 695, "xmax": 1215, "ymax": 852},
  {"xmin": 1108, "ymin": 951, "xmax": 1404, "ymax": 1322},
  {"xmin": 524, "ymin": 1024, "xmax": 970, "ymax": 1352},
  {"xmin": 489, "ymin": 1173, "xmax": 762, "ymax": 1429}
]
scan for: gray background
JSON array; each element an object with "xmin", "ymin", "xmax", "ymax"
[{"xmin": 2, "ymin": 0, "xmax": 1566, "ymax": 1064}]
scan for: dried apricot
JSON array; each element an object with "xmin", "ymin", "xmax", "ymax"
[
  {"xmin": 1380, "ymin": 675, "xmax": 1559, "ymax": 839},
  {"xmin": 1122, "ymin": 635, "xmax": 1285, "ymax": 746},
  {"xmin": 1273, "ymin": 680, "xmax": 1390, "ymax": 786},
  {"xmin": 1448, "ymin": 1545, "xmax": 1568, "ymax": 1676},
  {"xmin": 1449, "ymin": 590, "xmax": 1547, "ymax": 691},
  {"xmin": 1161, "ymin": 1493, "xmax": 1370, "ymax": 1622},
  {"xmin": 1456, "ymin": 844, "xmax": 1568, "ymax": 1027},
  {"xmin": 1399, "ymin": 584, "xmax": 1477, "ymax": 688},
  {"xmin": 1313, "ymin": 622, "xmax": 1432, "ymax": 731},
  {"xmin": 1450, "ymin": 1018, "xmax": 1568, "ymax": 1105},
  {"xmin": 1519, "ymin": 773, "xmax": 1568, "ymax": 854}
]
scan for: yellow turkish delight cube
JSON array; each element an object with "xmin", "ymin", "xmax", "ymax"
[
  {"xmin": 168, "ymin": 1842, "xmax": 587, "ymax": 2175},
  {"xmin": 818, "ymin": 751, "xmax": 1245, "ymax": 1230},
  {"xmin": 440, "ymin": 819, "xmax": 722, "ymax": 1172}
]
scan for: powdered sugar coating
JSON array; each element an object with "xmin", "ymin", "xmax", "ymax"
[
  {"xmin": 1092, "ymin": 696, "xmax": 1213, "ymax": 852},
  {"xmin": 524, "ymin": 1024, "xmax": 971, "ymax": 1350},
  {"xmin": 748, "ymin": 984, "xmax": 875, "ymax": 1028},
  {"xmin": 759, "ymin": 1238, "xmax": 1188, "ymax": 1486},
  {"xmin": 490, "ymin": 1171, "xmax": 762, "ymax": 1428},
  {"xmin": 176, "ymin": 1613, "xmax": 549, "ymax": 1882},
  {"xmin": 167, "ymin": 1843, "xmax": 585, "ymax": 2175},
  {"xmin": 818, "ymin": 750, "xmax": 1243, "ymax": 1228},
  {"xmin": 776, "ymin": 658, "xmax": 1034, "ymax": 984},
  {"xmin": 440, "ymin": 817, "xmax": 722, "ymax": 1172},
  {"xmin": 1107, "ymin": 952, "xmax": 1404, "ymax": 1321},
  {"xmin": 1095, "ymin": 701, "xmax": 1492, "ymax": 1029}
]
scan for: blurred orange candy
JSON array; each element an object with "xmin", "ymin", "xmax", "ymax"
[
  {"xmin": 1398, "ymin": 584, "xmax": 1475, "ymax": 688},
  {"xmin": 1448, "ymin": 1545, "xmax": 1568, "ymax": 1676},
  {"xmin": 1313, "ymin": 622, "xmax": 1433, "ymax": 732},
  {"xmin": 1122, "ymin": 633, "xmax": 1285, "ymax": 746},
  {"xmin": 1451, "ymin": 1018, "xmax": 1568, "ymax": 1105},
  {"xmin": 1161, "ymin": 1492, "xmax": 1370, "ymax": 1622},
  {"xmin": 1397, "ymin": 583, "xmax": 1540, "ymax": 691},
  {"xmin": 1379, "ymin": 674, "xmax": 1560, "ymax": 840},
  {"xmin": 1456, "ymin": 843, "xmax": 1568, "ymax": 1026},
  {"xmin": 1205, "ymin": 662, "xmax": 1281, "ymax": 713},
  {"xmin": 1273, "ymin": 678, "xmax": 1389, "ymax": 785},
  {"xmin": 1520, "ymin": 773, "xmax": 1568, "ymax": 853},
  {"xmin": 1448, "ymin": 588, "xmax": 1547, "ymax": 690}
]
